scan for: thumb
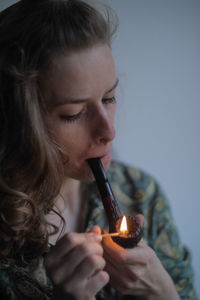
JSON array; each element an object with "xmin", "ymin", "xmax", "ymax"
[
  {"xmin": 134, "ymin": 214, "xmax": 144, "ymax": 227},
  {"xmin": 88, "ymin": 225, "xmax": 102, "ymax": 235}
]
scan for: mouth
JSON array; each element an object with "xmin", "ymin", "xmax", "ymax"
[
  {"xmin": 86, "ymin": 144, "xmax": 112, "ymax": 171},
  {"xmin": 87, "ymin": 150, "xmax": 111, "ymax": 161},
  {"xmin": 100, "ymin": 151, "xmax": 111, "ymax": 161},
  {"xmin": 86, "ymin": 152, "xmax": 112, "ymax": 173}
]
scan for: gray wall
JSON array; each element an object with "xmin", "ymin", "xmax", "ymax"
[
  {"xmin": 0, "ymin": 0, "xmax": 15, "ymax": 8},
  {"xmin": 108, "ymin": 0, "xmax": 200, "ymax": 296},
  {"xmin": 1, "ymin": 0, "xmax": 200, "ymax": 297}
]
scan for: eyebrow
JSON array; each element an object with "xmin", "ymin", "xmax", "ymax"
[
  {"xmin": 52, "ymin": 78, "xmax": 119, "ymax": 107},
  {"xmin": 106, "ymin": 78, "xmax": 119, "ymax": 94}
]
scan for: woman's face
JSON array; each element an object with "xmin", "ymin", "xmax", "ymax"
[{"xmin": 42, "ymin": 44, "xmax": 117, "ymax": 181}]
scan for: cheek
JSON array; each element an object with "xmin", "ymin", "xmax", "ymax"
[
  {"xmin": 109, "ymin": 107, "xmax": 116, "ymax": 133},
  {"xmin": 109, "ymin": 104, "xmax": 116, "ymax": 120},
  {"xmin": 55, "ymin": 127, "xmax": 89, "ymax": 159},
  {"xmin": 63, "ymin": 152, "xmax": 92, "ymax": 181}
]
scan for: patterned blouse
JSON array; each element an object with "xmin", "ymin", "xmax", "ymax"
[{"xmin": 0, "ymin": 161, "xmax": 197, "ymax": 299}]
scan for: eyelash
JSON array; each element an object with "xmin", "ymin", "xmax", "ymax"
[
  {"xmin": 102, "ymin": 96, "xmax": 116, "ymax": 104},
  {"xmin": 60, "ymin": 111, "xmax": 82, "ymax": 123},
  {"xmin": 61, "ymin": 96, "xmax": 116, "ymax": 123}
]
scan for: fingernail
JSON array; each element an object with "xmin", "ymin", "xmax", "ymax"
[{"xmin": 90, "ymin": 234, "xmax": 102, "ymax": 242}]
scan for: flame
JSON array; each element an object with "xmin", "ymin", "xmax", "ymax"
[{"xmin": 120, "ymin": 216, "xmax": 128, "ymax": 234}]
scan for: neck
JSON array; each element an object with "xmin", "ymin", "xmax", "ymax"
[
  {"xmin": 58, "ymin": 177, "xmax": 82, "ymax": 211},
  {"xmin": 47, "ymin": 178, "xmax": 86, "ymax": 244}
]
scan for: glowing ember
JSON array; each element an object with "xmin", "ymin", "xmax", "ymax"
[{"xmin": 120, "ymin": 216, "xmax": 128, "ymax": 234}]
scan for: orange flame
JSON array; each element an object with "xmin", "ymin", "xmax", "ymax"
[{"xmin": 120, "ymin": 216, "xmax": 128, "ymax": 234}]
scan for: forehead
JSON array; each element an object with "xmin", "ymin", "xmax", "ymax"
[{"xmin": 42, "ymin": 44, "xmax": 116, "ymax": 104}]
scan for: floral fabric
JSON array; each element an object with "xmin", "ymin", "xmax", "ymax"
[{"xmin": 0, "ymin": 161, "xmax": 197, "ymax": 299}]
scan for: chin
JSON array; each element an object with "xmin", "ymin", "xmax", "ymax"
[
  {"xmin": 82, "ymin": 171, "xmax": 96, "ymax": 183},
  {"xmin": 64, "ymin": 164, "xmax": 94, "ymax": 182},
  {"xmin": 64, "ymin": 156, "xmax": 112, "ymax": 182}
]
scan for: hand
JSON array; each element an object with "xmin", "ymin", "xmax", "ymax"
[
  {"xmin": 44, "ymin": 228, "xmax": 109, "ymax": 300},
  {"xmin": 102, "ymin": 215, "xmax": 180, "ymax": 300}
]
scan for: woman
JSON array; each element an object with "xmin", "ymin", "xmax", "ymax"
[{"xmin": 0, "ymin": 0, "xmax": 197, "ymax": 299}]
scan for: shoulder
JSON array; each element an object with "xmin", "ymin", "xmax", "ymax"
[
  {"xmin": 107, "ymin": 160, "xmax": 171, "ymax": 219},
  {"xmin": 0, "ymin": 257, "xmax": 52, "ymax": 299},
  {"xmin": 0, "ymin": 259, "xmax": 25, "ymax": 299},
  {"xmin": 0, "ymin": 262, "xmax": 16, "ymax": 299},
  {"xmin": 107, "ymin": 160, "xmax": 161, "ymax": 201}
]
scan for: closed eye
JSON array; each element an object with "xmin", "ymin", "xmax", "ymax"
[
  {"xmin": 60, "ymin": 96, "xmax": 116, "ymax": 123},
  {"xmin": 102, "ymin": 96, "xmax": 116, "ymax": 104},
  {"xmin": 60, "ymin": 110, "xmax": 82, "ymax": 123}
]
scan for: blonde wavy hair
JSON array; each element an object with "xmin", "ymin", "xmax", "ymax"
[{"xmin": 0, "ymin": 0, "xmax": 118, "ymax": 264}]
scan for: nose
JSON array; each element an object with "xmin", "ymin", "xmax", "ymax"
[{"xmin": 91, "ymin": 107, "xmax": 116, "ymax": 145}]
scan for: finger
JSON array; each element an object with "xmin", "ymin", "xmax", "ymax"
[
  {"xmin": 103, "ymin": 245, "xmax": 134, "ymax": 279},
  {"xmin": 86, "ymin": 270, "xmax": 109, "ymax": 296},
  {"xmin": 62, "ymin": 269, "xmax": 109, "ymax": 299},
  {"xmin": 104, "ymin": 255, "xmax": 144, "ymax": 294},
  {"xmin": 75, "ymin": 255, "xmax": 106, "ymax": 280},
  {"xmin": 104, "ymin": 251, "xmax": 138, "ymax": 282},
  {"xmin": 102, "ymin": 233, "xmax": 125, "ymax": 258},
  {"xmin": 49, "ymin": 241, "xmax": 104, "ymax": 285},
  {"xmin": 134, "ymin": 214, "xmax": 144, "ymax": 227},
  {"xmin": 102, "ymin": 234, "xmax": 137, "ymax": 266},
  {"xmin": 62, "ymin": 240, "xmax": 103, "ymax": 275},
  {"xmin": 106, "ymin": 258, "xmax": 151, "ymax": 297},
  {"xmin": 104, "ymin": 261, "xmax": 128, "ymax": 292},
  {"xmin": 88, "ymin": 225, "xmax": 102, "ymax": 235},
  {"xmin": 45, "ymin": 232, "xmax": 102, "ymax": 268},
  {"xmin": 103, "ymin": 235, "xmax": 150, "ymax": 265},
  {"xmin": 104, "ymin": 253, "xmax": 119, "ymax": 275}
]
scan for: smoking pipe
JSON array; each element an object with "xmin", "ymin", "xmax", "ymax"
[{"xmin": 87, "ymin": 158, "xmax": 142, "ymax": 248}]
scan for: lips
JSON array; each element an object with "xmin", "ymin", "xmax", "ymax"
[
  {"xmin": 100, "ymin": 151, "xmax": 111, "ymax": 160},
  {"xmin": 86, "ymin": 145, "xmax": 112, "ymax": 170},
  {"xmin": 86, "ymin": 151, "xmax": 112, "ymax": 175},
  {"xmin": 87, "ymin": 150, "xmax": 111, "ymax": 161}
]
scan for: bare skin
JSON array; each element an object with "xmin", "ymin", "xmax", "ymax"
[
  {"xmin": 44, "ymin": 44, "xmax": 115, "ymax": 299},
  {"xmin": 45, "ymin": 231, "xmax": 108, "ymax": 300},
  {"xmin": 101, "ymin": 215, "xmax": 180, "ymax": 300},
  {"xmin": 43, "ymin": 44, "xmax": 180, "ymax": 299},
  {"xmin": 45, "ymin": 215, "xmax": 180, "ymax": 300}
]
